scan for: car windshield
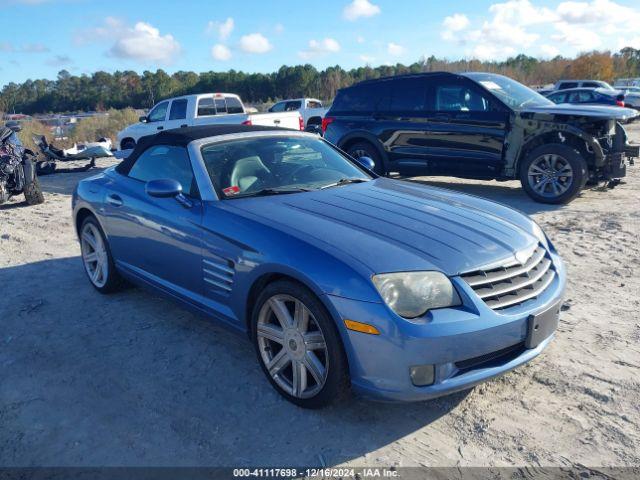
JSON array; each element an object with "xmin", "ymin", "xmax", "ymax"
[
  {"xmin": 200, "ymin": 135, "xmax": 372, "ymax": 198},
  {"xmin": 465, "ymin": 73, "xmax": 554, "ymax": 109}
]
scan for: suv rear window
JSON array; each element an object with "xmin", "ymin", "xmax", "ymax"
[
  {"xmin": 331, "ymin": 82, "xmax": 386, "ymax": 113},
  {"xmin": 384, "ymin": 77, "xmax": 428, "ymax": 112}
]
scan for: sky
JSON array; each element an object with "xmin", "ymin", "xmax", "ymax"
[{"xmin": 1, "ymin": 0, "xmax": 640, "ymax": 87}]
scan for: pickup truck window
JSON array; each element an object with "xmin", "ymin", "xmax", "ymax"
[
  {"xmin": 215, "ymin": 97, "xmax": 227, "ymax": 114},
  {"xmin": 169, "ymin": 99, "xmax": 188, "ymax": 120},
  {"xmin": 226, "ymin": 97, "xmax": 244, "ymax": 114},
  {"xmin": 307, "ymin": 100, "xmax": 322, "ymax": 108},
  {"xmin": 148, "ymin": 101, "xmax": 169, "ymax": 122},
  {"xmin": 285, "ymin": 101, "xmax": 302, "ymax": 111},
  {"xmin": 270, "ymin": 102, "xmax": 286, "ymax": 112},
  {"xmin": 197, "ymin": 97, "xmax": 217, "ymax": 117}
]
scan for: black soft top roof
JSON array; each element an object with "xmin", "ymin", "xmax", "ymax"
[{"xmin": 117, "ymin": 124, "xmax": 286, "ymax": 174}]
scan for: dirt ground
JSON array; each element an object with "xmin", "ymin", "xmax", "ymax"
[{"xmin": 1, "ymin": 125, "xmax": 639, "ymax": 469}]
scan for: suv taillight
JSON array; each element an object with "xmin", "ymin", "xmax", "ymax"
[
  {"xmin": 299, "ymin": 115, "xmax": 304, "ymax": 131},
  {"xmin": 322, "ymin": 116, "xmax": 334, "ymax": 133},
  {"xmin": 616, "ymin": 100, "xmax": 625, "ymax": 107},
  {"xmin": 242, "ymin": 119, "xmax": 252, "ymax": 126}
]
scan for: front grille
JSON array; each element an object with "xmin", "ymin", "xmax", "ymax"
[
  {"xmin": 454, "ymin": 342, "xmax": 526, "ymax": 373},
  {"xmin": 461, "ymin": 245, "xmax": 555, "ymax": 310}
]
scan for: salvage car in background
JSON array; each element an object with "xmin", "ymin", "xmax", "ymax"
[
  {"xmin": 268, "ymin": 98, "xmax": 328, "ymax": 130},
  {"xmin": 73, "ymin": 125, "xmax": 566, "ymax": 408},
  {"xmin": 323, "ymin": 72, "xmax": 639, "ymax": 204},
  {"xmin": 545, "ymin": 88, "xmax": 627, "ymax": 108},
  {"xmin": 116, "ymin": 93, "xmax": 303, "ymax": 150}
]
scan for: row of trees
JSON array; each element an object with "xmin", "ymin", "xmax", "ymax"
[{"xmin": 2, "ymin": 48, "xmax": 640, "ymax": 115}]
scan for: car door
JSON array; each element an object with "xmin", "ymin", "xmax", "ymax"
[
  {"xmin": 372, "ymin": 76, "xmax": 433, "ymax": 175},
  {"xmin": 163, "ymin": 98, "xmax": 190, "ymax": 132},
  {"xmin": 102, "ymin": 144, "xmax": 203, "ymax": 297},
  {"xmin": 145, "ymin": 100, "xmax": 170, "ymax": 135},
  {"xmin": 425, "ymin": 77, "xmax": 509, "ymax": 177}
]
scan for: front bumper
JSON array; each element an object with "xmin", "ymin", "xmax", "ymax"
[{"xmin": 325, "ymin": 251, "xmax": 566, "ymax": 402}]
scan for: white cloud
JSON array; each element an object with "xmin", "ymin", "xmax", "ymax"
[
  {"xmin": 343, "ymin": 0, "xmax": 380, "ymax": 21},
  {"xmin": 109, "ymin": 22, "xmax": 181, "ymax": 64},
  {"xmin": 299, "ymin": 38, "xmax": 341, "ymax": 59},
  {"xmin": 211, "ymin": 44, "xmax": 232, "ymax": 61},
  {"xmin": 387, "ymin": 42, "xmax": 405, "ymax": 56},
  {"xmin": 74, "ymin": 17, "xmax": 181, "ymax": 64},
  {"xmin": 206, "ymin": 17, "xmax": 234, "ymax": 40},
  {"xmin": 239, "ymin": 33, "xmax": 272, "ymax": 54},
  {"xmin": 443, "ymin": 13, "xmax": 470, "ymax": 32},
  {"xmin": 540, "ymin": 44, "xmax": 560, "ymax": 57},
  {"xmin": 359, "ymin": 54, "xmax": 375, "ymax": 63},
  {"xmin": 440, "ymin": 0, "xmax": 640, "ymax": 60},
  {"xmin": 46, "ymin": 54, "xmax": 72, "ymax": 67}
]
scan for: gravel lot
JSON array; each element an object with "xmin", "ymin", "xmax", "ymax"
[{"xmin": 1, "ymin": 125, "xmax": 639, "ymax": 468}]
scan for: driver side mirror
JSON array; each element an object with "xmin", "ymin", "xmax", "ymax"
[
  {"xmin": 146, "ymin": 179, "xmax": 192, "ymax": 208},
  {"xmin": 139, "ymin": 115, "xmax": 148, "ymax": 123},
  {"xmin": 356, "ymin": 156, "xmax": 376, "ymax": 171}
]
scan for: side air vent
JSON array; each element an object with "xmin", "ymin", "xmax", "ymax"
[{"xmin": 203, "ymin": 255, "xmax": 235, "ymax": 295}]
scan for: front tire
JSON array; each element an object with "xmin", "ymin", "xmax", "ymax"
[
  {"xmin": 251, "ymin": 280, "xmax": 350, "ymax": 408},
  {"xmin": 23, "ymin": 177, "xmax": 45, "ymax": 205},
  {"xmin": 120, "ymin": 138, "xmax": 136, "ymax": 150},
  {"xmin": 347, "ymin": 141, "xmax": 385, "ymax": 175},
  {"xmin": 79, "ymin": 216, "xmax": 124, "ymax": 294},
  {"xmin": 519, "ymin": 144, "xmax": 587, "ymax": 204}
]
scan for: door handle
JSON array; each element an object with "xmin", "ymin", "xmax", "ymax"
[
  {"xmin": 157, "ymin": 126, "xmax": 164, "ymax": 131},
  {"xmin": 274, "ymin": 119, "xmax": 281, "ymax": 125},
  {"xmin": 106, "ymin": 194, "xmax": 123, "ymax": 207}
]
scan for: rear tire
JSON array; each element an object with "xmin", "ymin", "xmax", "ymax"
[
  {"xmin": 23, "ymin": 178, "xmax": 45, "ymax": 205},
  {"xmin": 346, "ymin": 141, "xmax": 385, "ymax": 175},
  {"xmin": 519, "ymin": 144, "xmax": 587, "ymax": 204},
  {"xmin": 251, "ymin": 280, "xmax": 350, "ymax": 408}
]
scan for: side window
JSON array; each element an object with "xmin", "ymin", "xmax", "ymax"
[
  {"xmin": 215, "ymin": 97, "xmax": 227, "ymax": 114},
  {"xmin": 270, "ymin": 102, "xmax": 286, "ymax": 112},
  {"xmin": 197, "ymin": 97, "xmax": 217, "ymax": 116},
  {"xmin": 148, "ymin": 101, "xmax": 169, "ymax": 122},
  {"xmin": 128, "ymin": 145, "xmax": 198, "ymax": 197},
  {"xmin": 168, "ymin": 99, "xmax": 188, "ymax": 120},
  {"xmin": 548, "ymin": 92, "xmax": 566, "ymax": 103},
  {"xmin": 387, "ymin": 77, "xmax": 428, "ymax": 112},
  {"xmin": 226, "ymin": 97, "xmax": 244, "ymax": 114},
  {"xmin": 434, "ymin": 83, "xmax": 492, "ymax": 112},
  {"xmin": 285, "ymin": 101, "xmax": 302, "ymax": 111},
  {"xmin": 334, "ymin": 83, "xmax": 387, "ymax": 113},
  {"xmin": 558, "ymin": 82, "xmax": 578, "ymax": 90},
  {"xmin": 583, "ymin": 82, "xmax": 599, "ymax": 88},
  {"xmin": 568, "ymin": 91, "xmax": 592, "ymax": 103},
  {"xmin": 307, "ymin": 100, "xmax": 322, "ymax": 108}
]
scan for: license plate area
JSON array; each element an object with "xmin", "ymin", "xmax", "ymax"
[{"xmin": 526, "ymin": 301, "xmax": 561, "ymax": 349}]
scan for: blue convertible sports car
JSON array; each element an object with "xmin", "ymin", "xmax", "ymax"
[{"xmin": 72, "ymin": 125, "xmax": 566, "ymax": 408}]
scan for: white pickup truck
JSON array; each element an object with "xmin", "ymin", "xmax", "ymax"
[
  {"xmin": 268, "ymin": 98, "xmax": 328, "ymax": 129},
  {"xmin": 116, "ymin": 93, "xmax": 302, "ymax": 150}
]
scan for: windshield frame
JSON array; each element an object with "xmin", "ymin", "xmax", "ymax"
[
  {"xmin": 463, "ymin": 72, "xmax": 555, "ymax": 110},
  {"xmin": 188, "ymin": 131, "xmax": 375, "ymax": 201}
]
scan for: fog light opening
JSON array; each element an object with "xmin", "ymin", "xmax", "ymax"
[{"xmin": 410, "ymin": 365, "xmax": 435, "ymax": 386}]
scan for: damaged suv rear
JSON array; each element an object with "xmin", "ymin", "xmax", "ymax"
[{"xmin": 324, "ymin": 71, "xmax": 639, "ymax": 204}]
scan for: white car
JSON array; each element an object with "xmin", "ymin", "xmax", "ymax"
[
  {"xmin": 117, "ymin": 93, "xmax": 302, "ymax": 150},
  {"xmin": 268, "ymin": 98, "xmax": 328, "ymax": 130}
]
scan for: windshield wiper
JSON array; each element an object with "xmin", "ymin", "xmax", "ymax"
[
  {"xmin": 229, "ymin": 187, "xmax": 312, "ymax": 198},
  {"xmin": 320, "ymin": 178, "xmax": 370, "ymax": 190}
]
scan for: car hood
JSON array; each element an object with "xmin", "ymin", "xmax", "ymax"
[
  {"xmin": 225, "ymin": 178, "xmax": 541, "ymax": 276},
  {"xmin": 521, "ymin": 103, "xmax": 638, "ymax": 120}
]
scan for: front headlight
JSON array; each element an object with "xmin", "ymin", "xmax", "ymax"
[{"xmin": 372, "ymin": 271, "xmax": 461, "ymax": 319}]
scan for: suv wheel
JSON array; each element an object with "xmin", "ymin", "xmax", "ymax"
[
  {"xmin": 251, "ymin": 280, "xmax": 350, "ymax": 408},
  {"xmin": 520, "ymin": 144, "xmax": 587, "ymax": 204},
  {"xmin": 347, "ymin": 142, "xmax": 385, "ymax": 175}
]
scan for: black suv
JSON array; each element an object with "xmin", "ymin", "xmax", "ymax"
[{"xmin": 323, "ymin": 72, "xmax": 638, "ymax": 204}]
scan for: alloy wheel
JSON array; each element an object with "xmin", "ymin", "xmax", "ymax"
[
  {"xmin": 81, "ymin": 223, "xmax": 109, "ymax": 288},
  {"xmin": 256, "ymin": 294, "xmax": 329, "ymax": 399},
  {"xmin": 527, "ymin": 153, "xmax": 574, "ymax": 198}
]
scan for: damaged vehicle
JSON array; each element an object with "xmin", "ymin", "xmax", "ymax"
[
  {"xmin": 0, "ymin": 122, "xmax": 44, "ymax": 206},
  {"xmin": 323, "ymin": 72, "xmax": 639, "ymax": 204},
  {"xmin": 32, "ymin": 135, "xmax": 113, "ymax": 175}
]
